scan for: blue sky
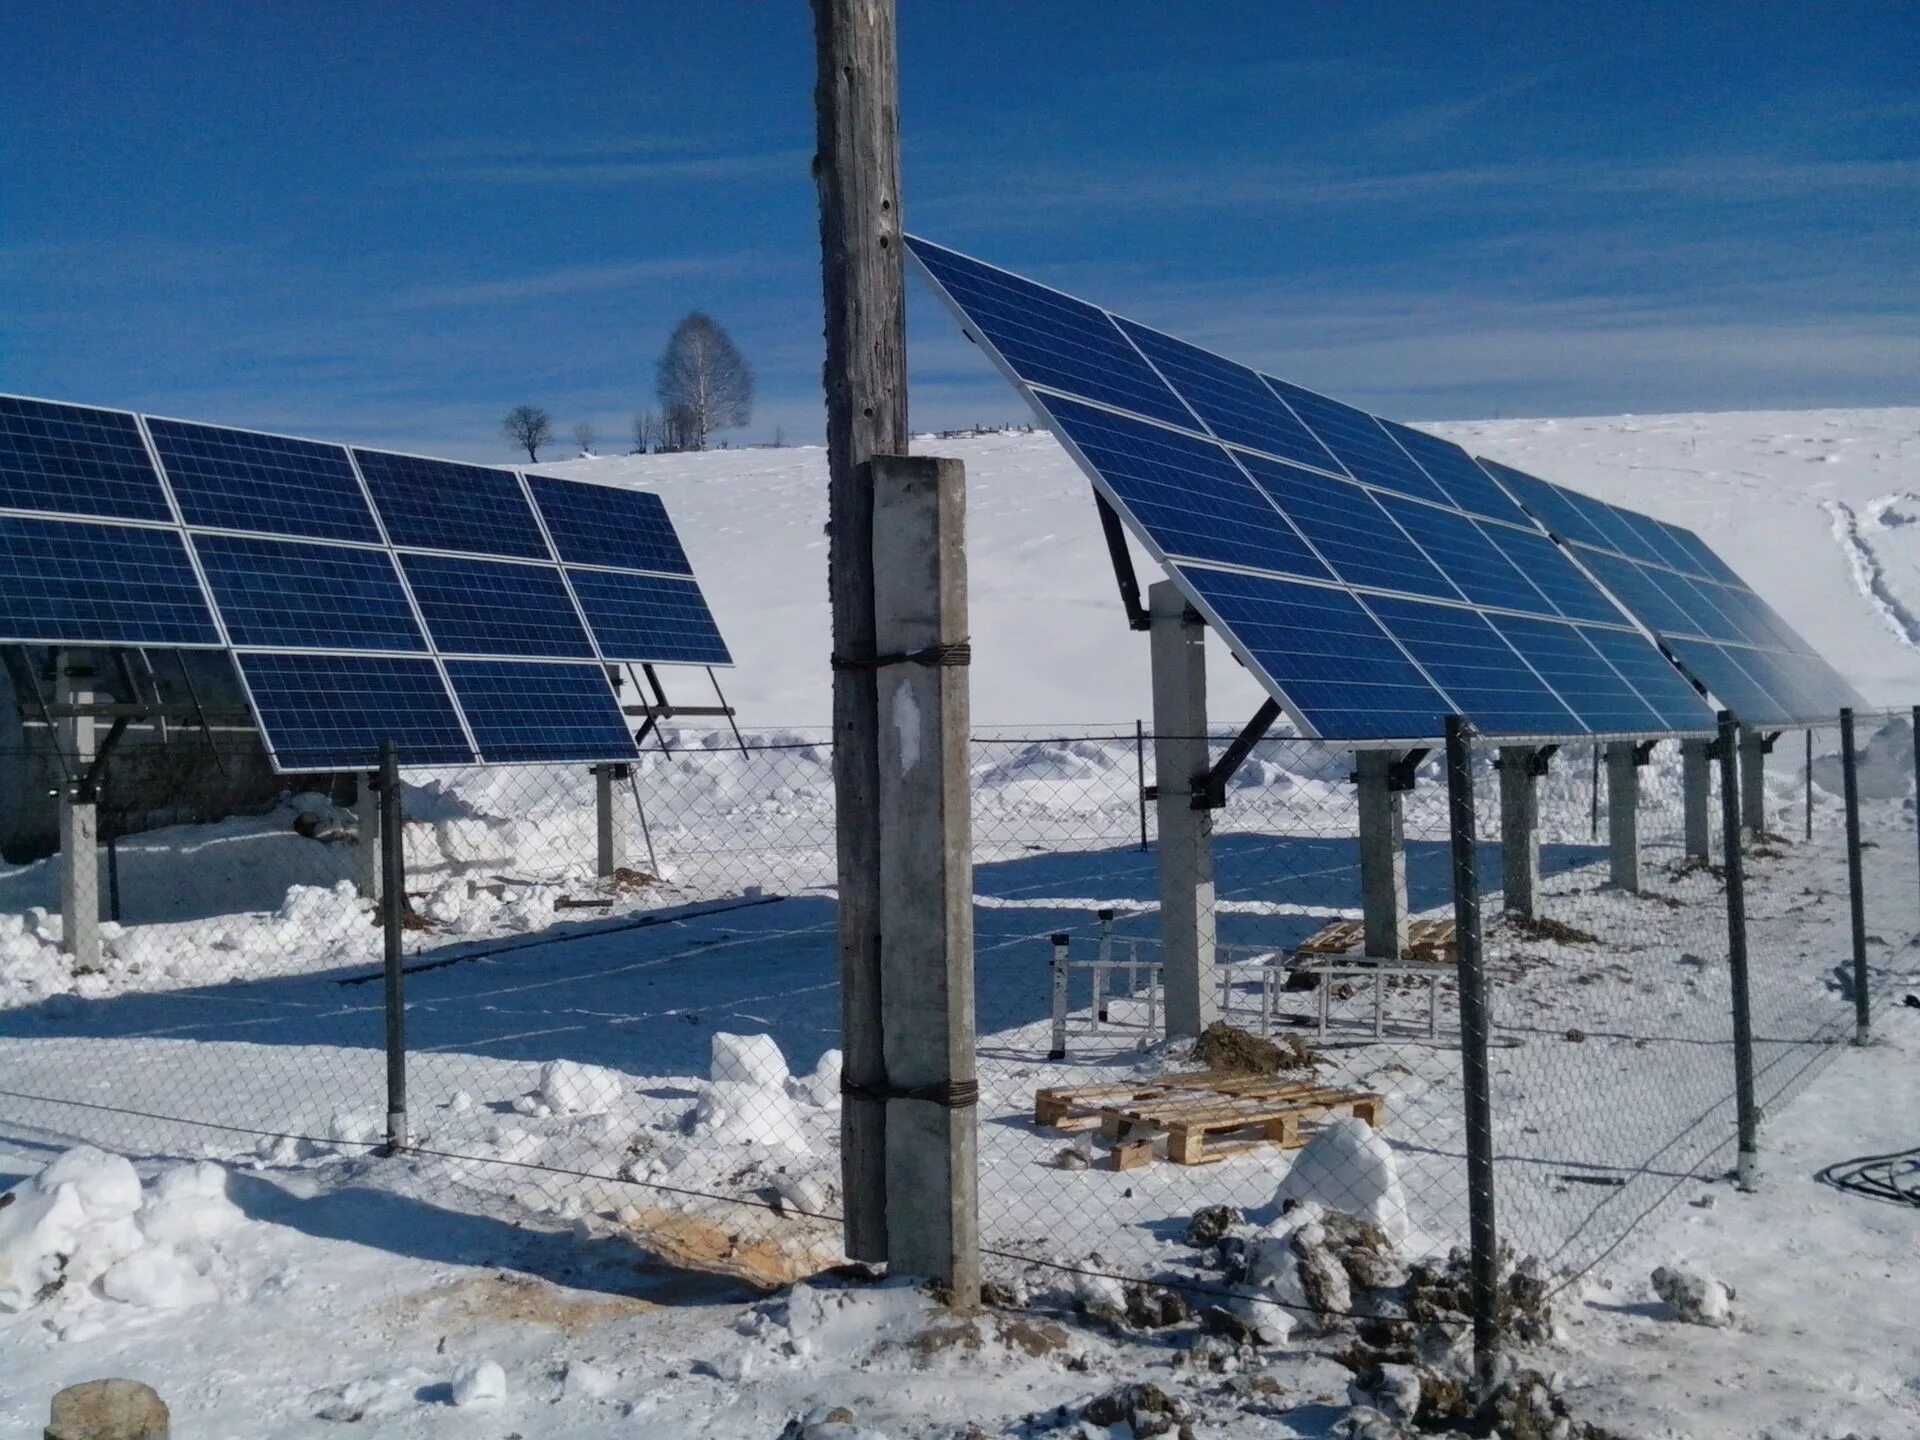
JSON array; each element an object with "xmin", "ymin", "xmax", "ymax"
[{"xmin": 3, "ymin": 3, "xmax": 1914, "ymax": 461}]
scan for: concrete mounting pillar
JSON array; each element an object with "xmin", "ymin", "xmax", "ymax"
[
  {"xmin": 1681, "ymin": 738, "xmax": 1713, "ymax": 863},
  {"xmin": 870, "ymin": 455, "xmax": 978, "ymax": 1298},
  {"xmin": 1606, "ymin": 741, "xmax": 1642, "ymax": 891},
  {"xmin": 594, "ymin": 764, "xmax": 627, "ymax": 877},
  {"xmin": 1497, "ymin": 746, "xmax": 1542, "ymax": 918},
  {"xmin": 1738, "ymin": 725, "xmax": 1768, "ymax": 837},
  {"xmin": 353, "ymin": 772, "xmax": 381, "ymax": 902},
  {"xmin": 55, "ymin": 651, "xmax": 102, "ymax": 974},
  {"xmin": 1148, "ymin": 579, "xmax": 1219, "ymax": 1037},
  {"xmin": 1356, "ymin": 750, "xmax": 1411, "ymax": 959}
]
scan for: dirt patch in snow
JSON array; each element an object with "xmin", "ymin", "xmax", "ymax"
[
  {"xmin": 379, "ymin": 1271, "xmax": 658, "ymax": 1338},
  {"xmin": 1188, "ymin": 1022, "xmax": 1320, "ymax": 1076}
]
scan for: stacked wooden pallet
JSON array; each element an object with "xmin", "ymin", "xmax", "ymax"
[
  {"xmin": 1296, "ymin": 916, "xmax": 1456, "ymax": 963},
  {"xmin": 1033, "ymin": 1070, "xmax": 1383, "ymax": 1170}
]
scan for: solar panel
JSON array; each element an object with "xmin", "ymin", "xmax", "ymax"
[
  {"xmin": 236, "ymin": 652, "xmax": 476, "ymax": 771},
  {"xmin": 147, "ymin": 419, "xmax": 382, "ymax": 544},
  {"xmin": 397, "ymin": 554, "xmax": 596, "ymax": 660},
  {"xmin": 444, "ymin": 660, "xmax": 637, "ymax": 763},
  {"xmin": 0, "ymin": 518, "xmax": 222, "ymax": 647},
  {"xmin": 353, "ymin": 449, "xmax": 550, "ymax": 559},
  {"xmin": 0, "ymin": 397, "xmax": 174, "ymax": 522},
  {"xmin": 193, "ymin": 535, "xmax": 425, "ymax": 653},
  {"xmin": 908, "ymin": 236, "xmax": 1721, "ymax": 740},
  {"xmin": 527, "ymin": 475, "xmax": 694, "ymax": 575},
  {"xmin": 566, "ymin": 569, "xmax": 732, "ymax": 665}
]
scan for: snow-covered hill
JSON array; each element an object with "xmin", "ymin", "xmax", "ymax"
[{"xmin": 539, "ymin": 407, "xmax": 1920, "ymax": 727}]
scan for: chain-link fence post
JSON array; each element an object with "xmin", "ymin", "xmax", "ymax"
[
  {"xmin": 1839, "ymin": 709, "xmax": 1872, "ymax": 1047},
  {"xmin": 1443, "ymin": 715, "xmax": 1499, "ymax": 1394},
  {"xmin": 378, "ymin": 739, "xmax": 408, "ymax": 1153},
  {"xmin": 1714, "ymin": 711, "xmax": 1759, "ymax": 1189},
  {"xmin": 1135, "ymin": 719, "xmax": 1148, "ymax": 853}
]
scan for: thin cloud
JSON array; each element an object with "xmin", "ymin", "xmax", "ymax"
[
  {"xmin": 433, "ymin": 148, "xmax": 809, "ymax": 187},
  {"xmin": 393, "ymin": 255, "xmax": 760, "ymax": 310}
]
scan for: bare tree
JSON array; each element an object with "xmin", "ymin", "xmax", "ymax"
[
  {"xmin": 656, "ymin": 312, "xmax": 753, "ymax": 451},
  {"xmin": 501, "ymin": 405, "xmax": 553, "ymax": 462},
  {"xmin": 573, "ymin": 421, "xmax": 597, "ymax": 455},
  {"xmin": 771, "ymin": 424, "xmax": 788, "ymax": 448},
  {"xmin": 631, "ymin": 410, "xmax": 658, "ymax": 453}
]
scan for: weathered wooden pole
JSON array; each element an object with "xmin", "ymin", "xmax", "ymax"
[{"xmin": 814, "ymin": 0, "xmax": 908, "ymax": 1264}]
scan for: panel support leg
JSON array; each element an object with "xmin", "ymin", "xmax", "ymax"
[
  {"xmin": 56, "ymin": 651, "xmax": 101, "ymax": 975},
  {"xmin": 1356, "ymin": 750, "xmax": 1410, "ymax": 959},
  {"xmin": 1681, "ymin": 738, "xmax": 1713, "ymax": 864},
  {"xmin": 1738, "ymin": 725, "xmax": 1767, "ymax": 837},
  {"xmin": 354, "ymin": 772, "xmax": 381, "ymax": 903},
  {"xmin": 1606, "ymin": 741, "xmax": 1642, "ymax": 891},
  {"xmin": 594, "ymin": 764, "xmax": 627, "ymax": 878},
  {"xmin": 1496, "ymin": 746, "xmax": 1541, "ymax": 918},
  {"xmin": 1148, "ymin": 579, "xmax": 1218, "ymax": 1038}
]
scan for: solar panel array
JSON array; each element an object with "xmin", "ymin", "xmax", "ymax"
[
  {"xmin": 1489, "ymin": 463, "xmax": 1864, "ymax": 726},
  {"xmin": 907, "ymin": 237, "xmax": 1724, "ymax": 742},
  {"xmin": 0, "ymin": 394, "xmax": 730, "ymax": 771}
]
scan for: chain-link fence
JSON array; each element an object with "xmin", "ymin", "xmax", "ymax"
[{"xmin": 1, "ymin": 709, "xmax": 1913, "ymax": 1350}]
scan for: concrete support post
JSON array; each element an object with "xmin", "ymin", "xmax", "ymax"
[
  {"xmin": 55, "ymin": 651, "xmax": 101, "ymax": 974},
  {"xmin": 1356, "ymin": 751, "xmax": 1411, "ymax": 959},
  {"xmin": 1738, "ymin": 725, "xmax": 1767, "ymax": 837},
  {"xmin": 1496, "ymin": 747, "xmax": 1541, "ymax": 918},
  {"xmin": 871, "ymin": 455, "xmax": 978, "ymax": 1299},
  {"xmin": 353, "ymin": 773, "xmax": 381, "ymax": 902},
  {"xmin": 1681, "ymin": 738, "xmax": 1713, "ymax": 863},
  {"xmin": 594, "ymin": 764, "xmax": 627, "ymax": 878},
  {"xmin": 1148, "ymin": 579, "xmax": 1219, "ymax": 1037},
  {"xmin": 1606, "ymin": 741, "xmax": 1641, "ymax": 891}
]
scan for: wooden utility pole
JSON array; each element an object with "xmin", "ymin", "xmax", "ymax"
[{"xmin": 813, "ymin": 0, "xmax": 908, "ymax": 1264}]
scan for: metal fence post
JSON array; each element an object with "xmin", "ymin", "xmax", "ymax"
[
  {"xmin": 1443, "ymin": 715, "xmax": 1499, "ymax": 1395},
  {"xmin": 1714, "ymin": 712, "xmax": 1759, "ymax": 1189},
  {"xmin": 1913, "ymin": 705, "xmax": 1920, "ymax": 933},
  {"xmin": 1804, "ymin": 728, "xmax": 1813, "ymax": 842},
  {"xmin": 1135, "ymin": 719, "xmax": 1149, "ymax": 853},
  {"xmin": 1839, "ymin": 709, "xmax": 1871, "ymax": 1046},
  {"xmin": 1048, "ymin": 933, "xmax": 1070, "ymax": 1061},
  {"xmin": 378, "ymin": 740, "xmax": 408, "ymax": 1153}
]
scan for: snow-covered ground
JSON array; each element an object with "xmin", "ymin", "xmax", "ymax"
[{"xmin": 4, "ymin": 407, "xmax": 1920, "ymax": 1437}]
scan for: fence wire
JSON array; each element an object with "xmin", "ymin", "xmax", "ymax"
[{"xmin": 1, "ymin": 711, "xmax": 1914, "ymax": 1341}]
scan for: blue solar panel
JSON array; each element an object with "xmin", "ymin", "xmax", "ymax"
[
  {"xmin": 1479, "ymin": 461, "xmax": 1617, "ymax": 551},
  {"xmin": 1377, "ymin": 422, "xmax": 1533, "ymax": 526},
  {"xmin": 1476, "ymin": 525, "xmax": 1626, "ymax": 625},
  {"xmin": 1262, "ymin": 378, "xmax": 1453, "ymax": 508},
  {"xmin": 1110, "ymin": 319, "xmax": 1343, "ymax": 473},
  {"xmin": 1659, "ymin": 522, "xmax": 1746, "ymax": 588},
  {"xmin": 1665, "ymin": 640, "xmax": 1791, "ymax": 726},
  {"xmin": 1374, "ymin": 499, "xmax": 1550, "ymax": 615},
  {"xmin": 1046, "ymin": 396, "xmax": 1329, "ymax": 578},
  {"xmin": 526, "ymin": 476, "xmax": 693, "ymax": 575},
  {"xmin": 1175, "ymin": 566, "xmax": 1453, "ymax": 740},
  {"xmin": 444, "ymin": 660, "xmax": 636, "ymax": 763},
  {"xmin": 566, "ymin": 569, "xmax": 731, "ymax": 665},
  {"xmin": 236, "ymin": 652, "xmax": 475, "ymax": 770},
  {"xmin": 1362, "ymin": 595, "xmax": 1581, "ymax": 737},
  {"xmin": 354, "ymin": 449, "xmax": 549, "ymax": 559},
  {"xmin": 0, "ymin": 518, "xmax": 220, "ymax": 646},
  {"xmin": 147, "ymin": 419, "xmax": 382, "ymax": 544},
  {"xmin": 1577, "ymin": 627, "xmax": 1717, "ymax": 732},
  {"xmin": 1489, "ymin": 614, "xmax": 1663, "ymax": 735},
  {"xmin": 399, "ymin": 554, "xmax": 595, "ymax": 659},
  {"xmin": 907, "ymin": 239, "xmax": 1198, "ymax": 430},
  {"xmin": 194, "ymin": 535, "xmax": 425, "ymax": 653},
  {"xmin": 1233, "ymin": 452, "xmax": 1458, "ymax": 601},
  {"xmin": 0, "ymin": 398, "xmax": 174, "ymax": 522}
]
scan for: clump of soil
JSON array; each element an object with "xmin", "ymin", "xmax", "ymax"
[
  {"xmin": 1498, "ymin": 913, "xmax": 1598, "ymax": 946},
  {"xmin": 607, "ymin": 866, "xmax": 658, "ymax": 893},
  {"xmin": 1189, "ymin": 1022, "xmax": 1320, "ymax": 1076}
]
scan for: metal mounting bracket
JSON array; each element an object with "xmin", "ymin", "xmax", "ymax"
[
  {"xmin": 1193, "ymin": 698, "xmax": 1282, "ymax": 810},
  {"xmin": 1094, "ymin": 492, "xmax": 1150, "ymax": 631}
]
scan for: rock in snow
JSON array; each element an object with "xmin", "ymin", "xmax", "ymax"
[
  {"xmin": 451, "ymin": 1357, "xmax": 508, "ymax": 1406},
  {"xmin": 1652, "ymin": 1264, "xmax": 1735, "ymax": 1326},
  {"xmin": 1271, "ymin": 1117, "xmax": 1410, "ymax": 1243}
]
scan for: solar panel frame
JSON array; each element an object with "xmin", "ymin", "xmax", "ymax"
[
  {"xmin": 444, "ymin": 659, "xmax": 641, "ymax": 764},
  {"xmin": 234, "ymin": 651, "xmax": 478, "ymax": 772},
  {"xmin": 0, "ymin": 516, "xmax": 226, "ymax": 649},
  {"xmin": 0, "ymin": 396, "xmax": 177, "ymax": 523},
  {"xmin": 397, "ymin": 552, "xmax": 599, "ymax": 661},
  {"xmin": 145, "ymin": 417, "xmax": 385, "ymax": 544},
  {"xmin": 192, "ymin": 533, "xmax": 428, "ymax": 653}
]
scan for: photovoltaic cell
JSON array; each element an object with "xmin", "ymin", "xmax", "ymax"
[
  {"xmin": 1361, "ymin": 595, "xmax": 1580, "ymax": 736},
  {"xmin": 526, "ymin": 476, "xmax": 693, "ymax": 575},
  {"xmin": 1373, "ymin": 498, "xmax": 1549, "ymax": 615},
  {"xmin": 444, "ymin": 660, "xmax": 637, "ymax": 763},
  {"xmin": 1377, "ymin": 421, "xmax": 1533, "ymax": 526},
  {"xmin": 398, "ymin": 554, "xmax": 595, "ymax": 659},
  {"xmin": 1489, "ymin": 614, "xmax": 1662, "ymax": 734},
  {"xmin": 0, "ymin": 517, "xmax": 221, "ymax": 646},
  {"xmin": 1174, "ymin": 565, "xmax": 1453, "ymax": 741},
  {"xmin": 1480, "ymin": 460, "xmax": 1615, "ymax": 551},
  {"xmin": 193, "ymin": 534, "xmax": 425, "ymax": 653},
  {"xmin": 0, "ymin": 397, "xmax": 174, "ymax": 522},
  {"xmin": 907, "ymin": 238, "xmax": 1199, "ymax": 430},
  {"xmin": 354, "ymin": 449, "xmax": 549, "ymax": 559},
  {"xmin": 146, "ymin": 419, "xmax": 382, "ymax": 544},
  {"xmin": 236, "ymin": 652, "xmax": 475, "ymax": 770},
  {"xmin": 1234, "ymin": 452, "xmax": 1458, "ymax": 601},
  {"xmin": 1046, "ymin": 396, "xmax": 1329, "ymax": 578},
  {"xmin": 1111, "ymin": 319, "xmax": 1342, "ymax": 473},
  {"xmin": 566, "ymin": 569, "xmax": 732, "ymax": 665},
  {"xmin": 1665, "ymin": 640, "xmax": 1790, "ymax": 726},
  {"xmin": 1577, "ymin": 627, "xmax": 1717, "ymax": 732},
  {"xmin": 1477, "ymin": 526, "xmax": 1627, "ymax": 626},
  {"xmin": 1261, "ymin": 378, "xmax": 1452, "ymax": 507}
]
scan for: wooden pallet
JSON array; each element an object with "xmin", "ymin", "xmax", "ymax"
[
  {"xmin": 1034, "ymin": 1070, "xmax": 1321, "ymax": 1130},
  {"xmin": 1034, "ymin": 1072, "xmax": 1382, "ymax": 1167},
  {"xmin": 1297, "ymin": 917, "xmax": 1456, "ymax": 964}
]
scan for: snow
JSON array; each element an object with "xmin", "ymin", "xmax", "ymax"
[
  {"xmin": 537, "ymin": 1059, "xmax": 629, "ymax": 1117},
  {"xmin": 450, "ymin": 1356, "xmax": 507, "ymax": 1407},
  {"xmin": 1267, "ymin": 1118, "xmax": 1410, "ymax": 1244}
]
